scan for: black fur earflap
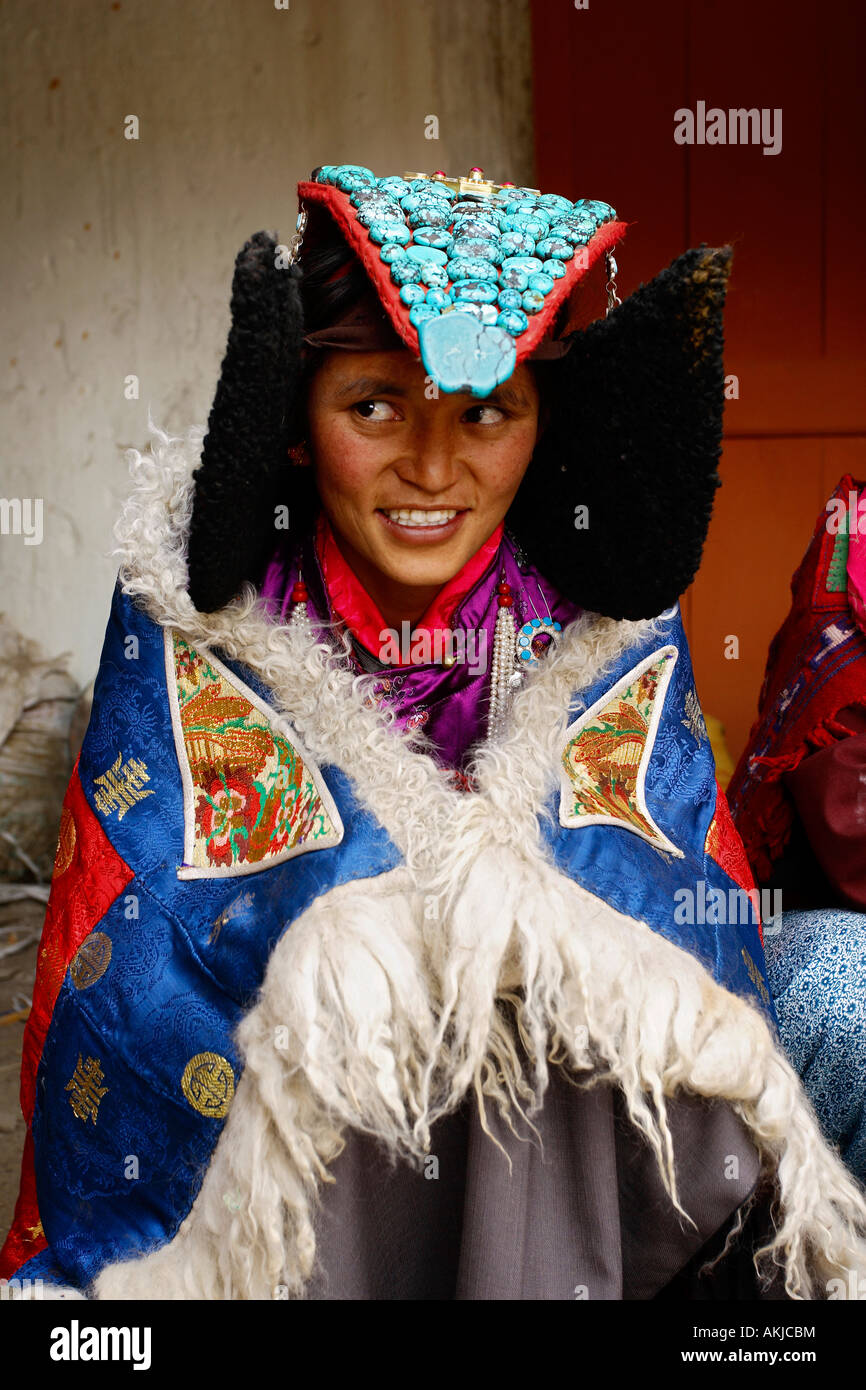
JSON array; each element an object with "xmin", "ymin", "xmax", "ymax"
[
  {"xmin": 186, "ymin": 232, "xmax": 306, "ymax": 613},
  {"xmin": 507, "ymin": 245, "xmax": 733, "ymax": 620}
]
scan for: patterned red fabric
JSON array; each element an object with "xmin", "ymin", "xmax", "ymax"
[
  {"xmin": 705, "ymin": 780, "xmax": 763, "ymax": 943},
  {"xmin": 728, "ymin": 475, "xmax": 866, "ymax": 882},
  {"xmin": 0, "ymin": 761, "xmax": 133, "ymax": 1279}
]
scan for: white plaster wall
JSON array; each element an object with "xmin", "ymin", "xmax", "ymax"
[{"xmin": 0, "ymin": 0, "xmax": 534, "ymax": 686}]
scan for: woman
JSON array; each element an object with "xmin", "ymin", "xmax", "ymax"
[
  {"xmin": 3, "ymin": 162, "xmax": 865, "ymax": 1300},
  {"xmin": 729, "ymin": 476, "xmax": 866, "ymax": 1185}
]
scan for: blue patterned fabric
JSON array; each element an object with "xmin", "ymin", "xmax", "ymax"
[
  {"xmin": 542, "ymin": 606, "xmax": 774, "ymax": 1014},
  {"xmin": 764, "ymin": 909, "xmax": 866, "ymax": 1181},
  {"xmin": 16, "ymin": 589, "xmax": 776, "ymax": 1291}
]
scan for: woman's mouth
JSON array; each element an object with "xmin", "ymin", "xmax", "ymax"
[{"xmin": 376, "ymin": 507, "xmax": 468, "ymax": 541}]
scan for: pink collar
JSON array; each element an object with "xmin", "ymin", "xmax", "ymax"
[{"xmin": 315, "ymin": 512, "xmax": 504, "ymax": 664}]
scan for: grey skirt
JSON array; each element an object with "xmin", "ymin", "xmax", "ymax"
[{"xmin": 306, "ymin": 1062, "xmax": 781, "ymax": 1301}]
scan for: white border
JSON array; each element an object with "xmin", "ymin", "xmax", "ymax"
[
  {"xmin": 559, "ymin": 643, "xmax": 683, "ymax": 857},
  {"xmin": 163, "ymin": 629, "xmax": 345, "ymax": 880}
]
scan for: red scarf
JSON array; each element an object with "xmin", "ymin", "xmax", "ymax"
[{"xmin": 315, "ymin": 513, "xmax": 504, "ymax": 665}]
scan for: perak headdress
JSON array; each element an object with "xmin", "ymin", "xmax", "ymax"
[{"xmin": 188, "ymin": 162, "xmax": 733, "ymax": 620}]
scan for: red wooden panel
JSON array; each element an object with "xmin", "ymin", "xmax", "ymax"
[{"xmin": 687, "ymin": 439, "xmax": 830, "ymax": 762}]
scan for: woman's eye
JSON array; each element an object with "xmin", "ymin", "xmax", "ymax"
[
  {"xmin": 464, "ymin": 404, "xmax": 506, "ymax": 425},
  {"xmin": 353, "ymin": 399, "xmax": 398, "ymax": 421}
]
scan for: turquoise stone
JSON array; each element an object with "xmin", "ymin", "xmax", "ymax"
[
  {"xmin": 535, "ymin": 237, "xmax": 574, "ymax": 260},
  {"xmin": 549, "ymin": 221, "xmax": 594, "ymax": 245},
  {"xmin": 405, "ymin": 244, "xmax": 448, "ymax": 265},
  {"xmin": 521, "ymin": 290, "xmax": 545, "ymax": 314},
  {"xmin": 335, "ymin": 168, "xmax": 376, "ymax": 193},
  {"xmin": 426, "ymin": 288, "xmax": 453, "ymax": 309},
  {"xmin": 501, "ymin": 256, "xmax": 543, "ymax": 276},
  {"xmin": 409, "ymin": 179, "xmax": 453, "ymax": 199},
  {"xmin": 370, "ymin": 220, "xmax": 411, "ymax": 245},
  {"xmin": 418, "ymin": 313, "xmax": 517, "ymax": 397},
  {"xmin": 527, "ymin": 272, "xmax": 554, "ymax": 295},
  {"xmin": 450, "ymin": 236, "xmax": 503, "ymax": 265},
  {"xmin": 496, "ymin": 308, "xmax": 529, "ymax": 335},
  {"xmin": 408, "ymin": 206, "xmax": 450, "ymax": 229},
  {"xmin": 409, "ymin": 303, "xmax": 440, "ymax": 327},
  {"xmin": 453, "ymin": 279, "xmax": 500, "ymax": 304},
  {"xmin": 497, "ymin": 288, "xmax": 523, "ymax": 310},
  {"xmin": 412, "ymin": 226, "xmax": 454, "ymax": 251},
  {"xmin": 447, "ymin": 256, "xmax": 499, "ymax": 282},
  {"xmin": 356, "ymin": 202, "xmax": 402, "ymax": 228},
  {"xmin": 542, "ymin": 259, "xmax": 567, "ymax": 279},
  {"xmin": 419, "ymin": 262, "xmax": 449, "ymax": 288},
  {"xmin": 399, "ymin": 284, "xmax": 426, "ymax": 305},
  {"xmin": 537, "ymin": 193, "xmax": 573, "ymax": 213},
  {"xmin": 379, "ymin": 243, "xmax": 407, "ymax": 264},
  {"xmin": 314, "ymin": 165, "xmax": 335, "ymax": 182},
  {"xmin": 377, "ymin": 176, "xmax": 412, "ymax": 198},
  {"xmin": 500, "ymin": 230, "xmax": 537, "ymax": 256},
  {"xmin": 498, "ymin": 266, "xmax": 528, "ymax": 291},
  {"xmin": 503, "ymin": 214, "xmax": 548, "ymax": 239},
  {"xmin": 574, "ymin": 198, "xmax": 616, "ymax": 222},
  {"xmin": 452, "ymin": 216, "xmax": 502, "ymax": 237},
  {"xmin": 391, "ymin": 259, "xmax": 422, "ymax": 286}
]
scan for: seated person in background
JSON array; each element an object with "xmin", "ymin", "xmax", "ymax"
[{"xmin": 729, "ymin": 475, "xmax": 866, "ymax": 1182}]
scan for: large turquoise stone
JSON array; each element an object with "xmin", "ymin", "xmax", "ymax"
[{"xmin": 418, "ymin": 312, "xmax": 517, "ymax": 397}]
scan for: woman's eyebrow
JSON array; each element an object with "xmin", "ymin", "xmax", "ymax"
[{"xmin": 332, "ymin": 377, "xmax": 408, "ymax": 402}]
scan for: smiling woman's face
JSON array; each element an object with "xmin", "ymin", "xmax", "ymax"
[{"xmin": 306, "ymin": 348, "xmax": 541, "ymax": 628}]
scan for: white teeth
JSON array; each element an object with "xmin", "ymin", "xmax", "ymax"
[{"xmin": 383, "ymin": 508, "xmax": 459, "ymax": 527}]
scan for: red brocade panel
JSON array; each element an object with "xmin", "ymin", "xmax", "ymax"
[{"xmin": 0, "ymin": 763, "xmax": 133, "ymax": 1279}]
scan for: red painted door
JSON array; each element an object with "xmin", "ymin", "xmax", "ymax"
[{"xmin": 531, "ymin": 0, "xmax": 866, "ymax": 762}]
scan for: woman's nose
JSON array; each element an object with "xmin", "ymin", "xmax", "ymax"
[{"xmin": 395, "ymin": 420, "xmax": 461, "ymax": 491}]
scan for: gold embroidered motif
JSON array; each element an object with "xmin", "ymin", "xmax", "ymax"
[
  {"xmin": 181, "ymin": 1051, "xmax": 235, "ymax": 1118},
  {"xmin": 70, "ymin": 931, "xmax": 113, "ymax": 989},
  {"xmin": 560, "ymin": 647, "xmax": 682, "ymax": 855},
  {"xmin": 742, "ymin": 948, "xmax": 772, "ymax": 1009},
  {"xmin": 65, "ymin": 1054, "xmax": 108, "ymax": 1124},
  {"xmin": 168, "ymin": 632, "xmax": 343, "ymax": 878},
  {"xmin": 93, "ymin": 751, "xmax": 155, "ymax": 821},
  {"xmin": 53, "ymin": 806, "xmax": 76, "ymax": 878},
  {"xmin": 681, "ymin": 687, "xmax": 707, "ymax": 743}
]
